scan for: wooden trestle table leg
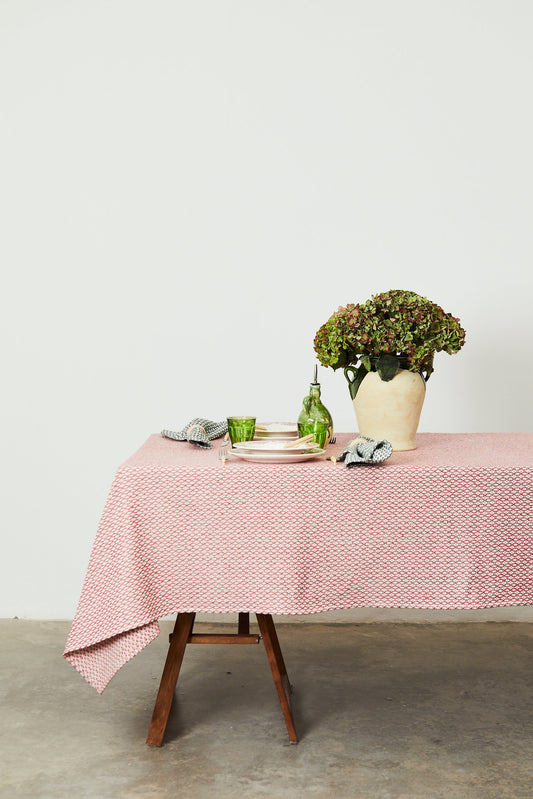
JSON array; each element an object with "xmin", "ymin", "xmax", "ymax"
[
  {"xmin": 146, "ymin": 611, "xmax": 298, "ymax": 746},
  {"xmin": 256, "ymin": 613, "xmax": 298, "ymax": 744},
  {"xmin": 146, "ymin": 612, "xmax": 196, "ymax": 746}
]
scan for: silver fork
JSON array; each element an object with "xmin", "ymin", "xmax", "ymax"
[
  {"xmin": 218, "ymin": 434, "xmax": 230, "ymax": 465},
  {"xmin": 329, "ymin": 434, "xmax": 337, "ymax": 463}
]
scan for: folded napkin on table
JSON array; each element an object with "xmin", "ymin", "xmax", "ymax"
[
  {"xmin": 161, "ymin": 418, "xmax": 228, "ymax": 449},
  {"xmin": 337, "ymin": 436, "xmax": 393, "ymax": 466}
]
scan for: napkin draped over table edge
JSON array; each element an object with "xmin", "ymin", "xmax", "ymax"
[
  {"xmin": 338, "ymin": 436, "xmax": 393, "ymax": 466},
  {"xmin": 161, "ymin": 418, "xmax": 228, "ymax": 448}
]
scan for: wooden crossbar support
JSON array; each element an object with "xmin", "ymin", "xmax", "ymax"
[
  {"xmin": 169, "ymin": 631, "xmax": 261, "ymax": 644},
  {"xmin": 187, "ymin": 633, "xmax": 260, "ymax": 644},
  {"xmin": 147, "ymin": 612, "xmax": 298, "ymax": 747},
  {"xmin": 168, "ymin": 612, "xmax": 259, "ymax": 644}
]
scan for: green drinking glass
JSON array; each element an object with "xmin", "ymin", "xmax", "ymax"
[
  {"xmin": 297, "ymin": 420, "xmax": 329, "ymax": 449},
  {"xmin": 227, "ymin": 416, "xmax": 256, "ymax": 445}
]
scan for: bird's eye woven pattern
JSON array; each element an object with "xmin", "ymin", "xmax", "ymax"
[{"xmin": 64, "ymin": 432, "xmax": 533, "ymax": 693}]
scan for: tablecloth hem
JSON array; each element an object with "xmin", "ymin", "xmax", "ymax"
[
  {"xmin": 152, "ymin": 599, "xmax": 533, "ymax": 615},
  {"xmin": 65, "ymin": 598, "xmax": 533, "ymax": 693},
  {"xmin": 66, "ymin": 598, "xmax": 533, "ymax": 652}
]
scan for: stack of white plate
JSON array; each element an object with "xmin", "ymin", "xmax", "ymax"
[
  {"xmin": 253, "ymin": 422, "xmax": 298, "ymax": 439},
  {"xmin": 229, "ymin": 429, "xmax": 324, "ymax": 464}
]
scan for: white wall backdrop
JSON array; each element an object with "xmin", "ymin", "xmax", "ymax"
[{"xmin": 1, "ymin": 1, "xmax": 532, "ymax": 619}]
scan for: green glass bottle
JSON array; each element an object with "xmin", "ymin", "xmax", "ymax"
[{"xmin": 297, "ymin": 366, "xmax": 333, "ymax": 448}]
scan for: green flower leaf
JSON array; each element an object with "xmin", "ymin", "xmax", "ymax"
[
  {"xmin": 376, "ymin": 354, "xmax": 399, "ymax": 382},
  {"xmin": 360, "ymin": 354, "xmax": 372, "ymax": 372}
]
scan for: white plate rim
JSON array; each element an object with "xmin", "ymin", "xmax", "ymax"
[
  {"xmin": 232, "ymin": 440, "xmax": 318, "ymax": 454},
  {"xmin": 227, "ymin": 448, "xmax": 325, "ymax": 464},
  {"xmin": 254, "ymin": 423, "xmax": 298, "ymax": 437}
]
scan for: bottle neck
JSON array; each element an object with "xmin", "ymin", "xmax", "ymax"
[{"xmin": 309, "ymin": 383, "xmax": 321, "ymax": 399}]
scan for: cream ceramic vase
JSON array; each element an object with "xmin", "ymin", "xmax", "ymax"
[{"xmin": 353, "ymin": 368, "xmax": 426, "ymax": 451}]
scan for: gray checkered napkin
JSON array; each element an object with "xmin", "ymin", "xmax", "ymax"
[
  {"xmin": 161, "ymin": 418, "xmax": 228, "ymax": 449},
  {"xmin": 338, "ymin": 436, "xmax": 393, "ymax": 467}
]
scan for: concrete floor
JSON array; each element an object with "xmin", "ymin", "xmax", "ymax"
[{"xmin": 1, "ymin": 620, "xmax": 533, "ymax": 799}]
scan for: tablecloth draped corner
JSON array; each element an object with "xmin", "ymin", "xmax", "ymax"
[{"xmin": 63, "ymin": 620, "xmax": 161, "ymax": 693}]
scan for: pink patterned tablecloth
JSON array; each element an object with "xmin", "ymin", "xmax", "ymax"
[{"xmin": 64, "ymin": 432, "xmax": 533, "ymax": 692}]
